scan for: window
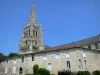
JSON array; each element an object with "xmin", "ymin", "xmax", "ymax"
[
  {"xmin": 66, "ymin": 61, "xmax": 71, "ymax": 69},
  {"xmin": 79, "ymin": 59, "xmax": 82, "ymax": 69},
  {"xmin": 5, "ymin": 67, "xmax": 7, "ymax": 73},
  {"xmin": 43, "ymin": 54, "xmax": 47, "ymax": 60},
  {"xmin": 33, "ymin": 30, "xmax": 35, "ymax": 36},
  {"xmin": 36, "ymin": 31, "xmax": 37, "ymax": 37},
  {"xmin": 13, "ymin": 66, "xmax": 16, "ymax": 73},
  {"xmin": 29, "ymin": 30, "xmax": 30, "ymax": 36},
  {"xmin": 7, "ymin": 59, "xmax": 8, "ymax": 63},
  {"xmin": 55, "ymin": 51, "xmax": 60, "ymax": 59},
  {"xmin": 32, "ymin": 55, "xmax": 34, "ymax": 61},
  {"xmin": 13, "ymin": 59, "xmax": 16, "ymax": 64},
  {"xmin": 82, "ymin": 50, "xmax": 86, "ymax": 57},
  {"xmin": 48, "ymin": 63, "xmax": 52, "ymax": 71},
  {"xmin": 66, "ymin": 50, "xmax": 70, "ymax": 58},
  {"xmin": 22, "ymin": 56, "xmax": 24, "ymax": 62},
  {"xmin": 88, "ymin": 45, "xmax": 91, "ymax": 49},
  {"xmin": 26, "ymin": 40, "xmax": 27, "ymax": 45},
  {"xmin": 95, "ymin": 44, "xmax": 98, "ymax": 49},
  {"xmin": 35, "ymin": 41, "xmax": 37, "ymax": 45},
  {"xmin": 84, "ymin": 59, "xmax": 87, "ymax": 69},
  {"xmin": 24, "ymin": 32, "xmax": 28, "ymax": 38}
]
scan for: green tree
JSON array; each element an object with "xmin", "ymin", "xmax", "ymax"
[
  {"xmin": 8, "ymin": 52, "xmax": 19, "ymax": 57},
  {"xmin": 33, "ymin": 64, "xmax": 39, "ymax": 74},
  {"xmin": 0, "ymin": 53, "xmax": 7, "ymax": 62}
]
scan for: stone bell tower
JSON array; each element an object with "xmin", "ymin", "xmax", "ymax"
[{"xmin": 19, "ymin": 4, "xmax": 44, "ymax": 54}]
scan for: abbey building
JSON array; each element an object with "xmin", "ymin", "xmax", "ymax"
[{"xmin": 0, "ymin": 4, "xmax": 100, "ymax": 75}]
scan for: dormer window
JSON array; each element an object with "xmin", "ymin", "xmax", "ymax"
[
  {"xmin": 66, "ymin": 50, "xmax": 70, "ymax": 58},
  {"xmin": 95, "ymin": 44, "xmax": 98, "ymax": 49},
  {"xmin": 88, "ymin": 45, "xmax": 91, "ymax": 49}
]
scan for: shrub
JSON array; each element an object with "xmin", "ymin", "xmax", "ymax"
[
  {"xmin": 36, "ymin": 68, "xmax": 50, "ymax": 75},
  {"xmin": 76, "ymin": 71, "xmax": 83, "ymax": 75},
  {"xmin": 33, "ymin": 64, "xmax": 39, "ymax": 74},
  {"xmin": 25, "ymin": 73, "xmax": 33, "ymax": 75},
  {"xmin": 58, "ymin": 70, "xmax": 72, "ymax": 75},
  {"xmin": 76, "ymin": 71, "xmax": 90, "ymax": 75},
  {"xmin": 84, "ymin": 71, "xmax": 90, "ymax": 75},
  {"xmin": 93, "ymin": 70, "xmax": 100, "ymax": 75},
  {"xmin": 51, "ymin": 74, "xmax": 55, "ymax": 75}
]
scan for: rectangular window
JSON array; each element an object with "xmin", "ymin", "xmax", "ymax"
[
  {"xmin": 79, "ymin": 59, "xmax": 82, "ymax": 69},
  {"xmin": 84, "ymin": 59, "xmax": 87, "ymax": 69},
  {"xmin": 22, "ymin": 56, "xmax": 24, "ymax": 62},
  {"xmin": 88, "ymin": 45, "xmax": 91, "ymax": 49},
  {"xmin": 66, "ymin": 61, "xmax": 71, "ymax": 69},
  {"xmin": 29, "ymin": 30, "xmax": 30, "ymax": 36},
  {"xmin": 13, "ymin": 66, "xmax": 16, "ymax": 73},
  {"xmin": 66, "ymin": 50, "xmax": 70, "ymax": 58},
  {"xmin": 95, "ymin": 44, "xmax": 98, "ymax": 49},
  {"xmin": 5, "ymin": 67, "xmax": 7, "ymax": 73},
  {"xmin": 36, "ymin": 31, "xmax": 37, "ymax": 37},
  {"xmin": 48, "ymin": 63, "xmax": 52, "ymax": 71},
  {"xmin": 13, "ymin": 59, "xmax": 16, "ymax": 64},
  {"xmin": 33, "ymin": 30, "xmax": 35, "ymax": 36},
  {"xmin": 55, "ymin": 51, "xmax": 60, "ymax": 59},
  {"xmin": 43, "ymin": 54, "xmax": 47, "ymax": 60},
  {"xmin": 32, "ymin": 55, "xmax": 34, "ymax": 61},
  {"xmin": 82, "ymin": 50, "xmax": 86, "ymax": 57}
]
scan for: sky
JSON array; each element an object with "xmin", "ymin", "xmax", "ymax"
[{"xmin": 0, "ymin": 0, "xmax": 100, "ymax": 55}]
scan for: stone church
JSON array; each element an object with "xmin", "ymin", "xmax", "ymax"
[{"xmin": 0, "ymin": 4, "xmax": 100, "ymax": 75}]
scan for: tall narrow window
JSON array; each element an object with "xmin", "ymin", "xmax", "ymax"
[
  {"xmin": 29, "ymin": 30, "xmax": 30, "ymax": 36},
  {"xmin": 48, "ymin": 63, "xmax": 52, "ymax": 71},
  {"xmin": 35, "ymin": 41, "xmax": 37, "ymax": 45},
  {"xmin": 43, "ymin": 54, "xmax": 47, "ymax": 60},
  {"xmin": 36, "ymin": 31, "xmax": 37, "ymax": 37},
  {"xmin": 5, "ymin": 67, "xmax": 7, "ymax": 73},
  {"xmin": 13, "ymin": 66, "xmax": 16, "ymax": 73},
  {"xmin": 84, "ymin": 59, "xmax": 87, "ymax": 69},
  {"xmin": 55, "ymin": 51, "xmax": 60, "ymax": 59},
  {"xmin": 7, "ymin": 59, "xmax": 8, "ymax": 63},
  {"xmin": 32, "ymin": 55, "xmax": 34, "ymax": 61},
  {"xmin": 82, "ymin": 50, "xmax": 86, "ymax": 58},
  {"xmin": 79, "ymin": 59, "xmax": 82, "ymax": 69},
  {"xmin": 66, "ymin": 61, "xmax": 71, "ymax": 69},
  {"xmin": 66, "ymin": 50, "xmax": 70, "ymax": 58},
  {"xmin": 88, "ymin": 45, "xmax": 91, "ymax": 49},
  {"xmin": 26, "ymin": 40, "xmax": 27, "ymax": 45},
  {"xmin": 33, "ymin": 30, "xmax": 35, "ymax": 36},
  {"xmin": 95, "ymin": 44, "xmax": 98, "ymax": 49},
  {"xmin": 22, "ymin": 56, "xmax": 24, "ymax": 62}
]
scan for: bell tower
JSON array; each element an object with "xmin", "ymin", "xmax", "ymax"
[{"xmin": 19, "ymin": 4, "xmax": 44, "ymax": 54}]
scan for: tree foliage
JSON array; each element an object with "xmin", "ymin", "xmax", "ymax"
[
  {"xmin": 8, "ymin": 52, "xmax": 19, "ymax": 57},
  {"xmin": 0, "ymin": 53, "xmax": 7, "ymax": 62}
]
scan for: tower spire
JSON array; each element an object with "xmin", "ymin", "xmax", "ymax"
[{"xmin": 27, "ymin": 4, "xmax": 37, "ymax": 26}]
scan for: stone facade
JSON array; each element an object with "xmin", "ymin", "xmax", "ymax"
[
  {"xmin": 0, "ymin": 3, "xmax": 100, "ymax": 75},
  {"xmin": 0, "ymin": 47, "xmax": 100, "ymax": 75}
]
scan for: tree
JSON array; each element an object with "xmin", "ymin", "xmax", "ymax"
[{"xmin": 8, "ymin": 53, "xmax": 19, "ymax": 57}]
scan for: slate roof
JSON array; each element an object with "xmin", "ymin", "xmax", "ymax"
[{"xmin": 53, "ymin": 34, "xmax": 100, "ymax": 48}]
